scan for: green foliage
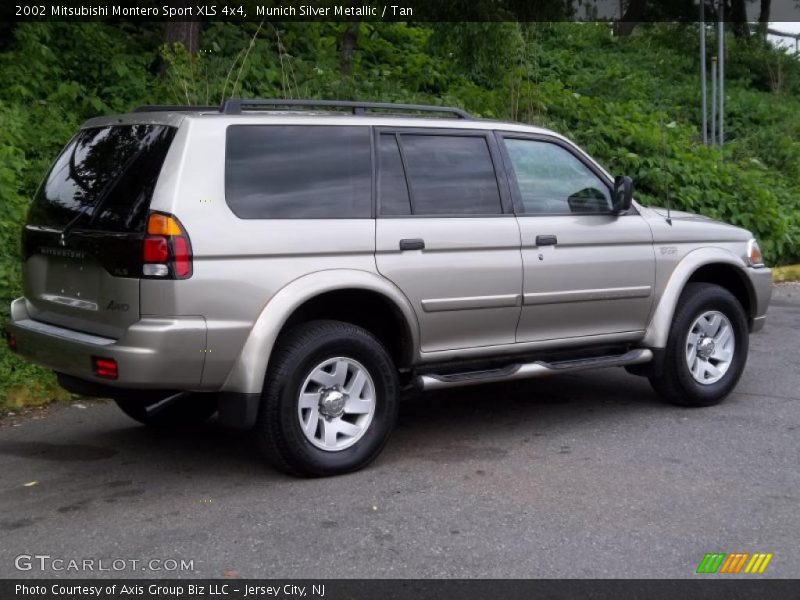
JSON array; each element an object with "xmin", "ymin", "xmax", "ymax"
[{"xmin": 1, "ymin": 20, "xmax": 800, "ymax": 408}]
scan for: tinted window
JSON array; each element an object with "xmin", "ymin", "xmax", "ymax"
[
  {"xmin": 225, "ymin": 125, "xmax": 372, "ymax": 219},
  {"xmin": 504, "ymin": 139, "xmax": 612, "ymax": 215},
  {"xmin": 27, "ymin": 125, "xmax": 176, "ymax": 232},
  {"xmin": 399, "ymin": 134, "xmax": 501, "ymax": 215},
  {"xmin": 378, "ymin": 134, "xmax": 411, "ymax": 215}
]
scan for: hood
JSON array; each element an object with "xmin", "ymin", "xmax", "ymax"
[
  {"xmin": 647, "ymin": 207, "xmax": 715, "ymax": 222},
  {"xmin": 636, "ymin": 204, "xmax": 752, "ymax": 244}
]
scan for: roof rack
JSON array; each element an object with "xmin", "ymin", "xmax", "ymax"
[
  {"xmin": 133, "ymin": 104, "xmax": 221, "ymax": 113},
  {"xmin": 220, "ymin": 98, "xmax": 473, "ymax": 119}
]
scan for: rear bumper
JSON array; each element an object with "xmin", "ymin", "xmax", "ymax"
[{"xmin": 7, "ymin": 297, "xmax": 207, "ymax": 390}]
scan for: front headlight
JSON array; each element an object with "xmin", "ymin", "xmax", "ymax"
[{"xmin": 746, "ymin": 239, "xmax": 765, "ymax": 267}]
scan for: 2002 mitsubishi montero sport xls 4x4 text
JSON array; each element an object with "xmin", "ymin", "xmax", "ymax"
[{"xmin": 6, "ymin": 99, "xmax": 772, "ymax": 476}]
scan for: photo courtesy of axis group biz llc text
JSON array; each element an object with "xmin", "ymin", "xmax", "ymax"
[
  {"xmin": 1, "ymin": 1, "xmax": 799, "ymax": 599},
  {"xmin": 15, "ymin": 583, "xmax": 325, "ymax": 596}
]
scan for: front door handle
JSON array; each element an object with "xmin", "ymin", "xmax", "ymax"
[
  {"xmin": 399, "ymin": 238, "xmax": 425, "ymax": 251},
  {"xmin": 536, "ymin": 234, "xmax": 558, "ymax": 246}
]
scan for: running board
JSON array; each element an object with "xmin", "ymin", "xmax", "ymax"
[{"xmin": 415, "ymin": 349, "xmax": 653, "ymax": 391}]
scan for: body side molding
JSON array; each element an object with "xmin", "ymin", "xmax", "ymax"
[{"xmin": 523, "ymin": 286, "xmax": 652, "ymax": 306}]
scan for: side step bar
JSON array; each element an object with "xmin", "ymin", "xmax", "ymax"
[{"xmin": 415, "ymin": 349, "xmax": 653, "ymax": 392}]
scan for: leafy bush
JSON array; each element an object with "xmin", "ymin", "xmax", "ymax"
[{"xmin": 2, "ymin": 21, "xmax": 800, "ymax": 408}]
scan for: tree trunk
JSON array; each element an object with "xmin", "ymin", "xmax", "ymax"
[
  {"xmin": 165, "ymin": 21, "xmax": 201, "ymax": 55},
  {"xmin": 340, "ymin": 20, "xmax": 360, "ymax": 75},
  {"xmin": 757, "ymin": 0, "xmax": 772, "ymax": 40},
  {"xmin": 614, "ymin": 0, "xmax": 647, "ymax": 37},
  {"xmin": 730, "ymin": 0, "xmax": 750, "ymax": 40}
]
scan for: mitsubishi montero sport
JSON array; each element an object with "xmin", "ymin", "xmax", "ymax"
[{"xmin": 6, "ymin": 99, "xmax": 772, "ymax": 476}]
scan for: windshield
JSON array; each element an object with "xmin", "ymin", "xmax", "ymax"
[{"xmin": 27, "ymin": 124, "xmax": 176, "ymax": 233}]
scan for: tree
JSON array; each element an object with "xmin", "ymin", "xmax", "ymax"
[
  {"xmin": 165, "ymin": 21, "xmax": 202, "ymax": 55},
  {"xmin": 729, "ymin": 0, "xmax": 750, "ymax": 40},
  {"xmin": 164, "ymin": 0, "xmax": 201, "ymax": 55},
  {"xmin": 614, "ymin": 0, "xmax": 647, "ymax": 37},
  {"xmin": 757, "ymin": 0, "xmax": 772, "ymax": 40},
  {"xmin": 339, "ymin": 20, "xmax": 360, "ymax": 75}
]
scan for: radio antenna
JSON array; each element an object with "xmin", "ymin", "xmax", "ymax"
[{"xmin": 661, "ymin": 121, "xmax": 673, "ymax": 226}]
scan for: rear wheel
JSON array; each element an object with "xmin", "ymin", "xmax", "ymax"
[
  {"xmin": 649, "ymin": 283, "xmax": 748, "ymax": 407},
  {"xmin": 254, "ymin": 320, "xmax": 399, "ymax": 477},
  {"xmin": 114, "ymin": 393, "xmax": 218, "ymax": 427}
]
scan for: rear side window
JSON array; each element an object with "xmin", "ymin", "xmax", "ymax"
[
  {"xmin": 225, "ymin": 125, "xmax": 372, "ymax": 219},
  {"xmin": 396, "ymin": 134, "xmax": 502, "ymax": 215},
  {"xmin": 27, "ymin": 124, "xmax": 176, "ymax": 233}
]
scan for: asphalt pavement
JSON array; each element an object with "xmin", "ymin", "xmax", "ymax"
[{"xmin": 1, "ymin": 284, "xmax": 798, "ymax": 579}]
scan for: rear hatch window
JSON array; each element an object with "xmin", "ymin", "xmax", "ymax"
[
  {"xmin": 22, "ymin": 124, "xmax": 176, "ymax": 337},
  {"xmin": 28, "ymin": 124, "xmax": 176, "ymax": 233}
]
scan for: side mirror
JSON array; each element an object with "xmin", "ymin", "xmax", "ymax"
[{"xmin": 612, "ymin": 176, "xmax": 634, "ymax": 214}]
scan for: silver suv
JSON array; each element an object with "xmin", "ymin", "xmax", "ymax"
[{"xmin": 7, "ymin": 99, "xmax": 772, "ymax": 476}]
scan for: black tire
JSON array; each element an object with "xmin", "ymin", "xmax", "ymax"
[
  {"xmin": 254, "ymin": 320, "xmax": 399, "ymax": 477},
  {"xmin": 114, "ymin": 393, "xmax": 218, "ymax": 427},
  {"xmin": 649, "ymin": 282, "xmax": 749, "ymax": 407}
]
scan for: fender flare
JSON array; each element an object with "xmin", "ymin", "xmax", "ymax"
[
  {"xmin": 220, "ymin": 269, "xmax": 420, "ymax": 394},
  {"xmin": 641, "ymin": 247, "xmax": 752, "ymax": 348}
]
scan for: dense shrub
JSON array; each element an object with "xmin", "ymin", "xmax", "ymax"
[{"xmin": 1, "ymin": 21, "xmax": 799, "ymax": 407}]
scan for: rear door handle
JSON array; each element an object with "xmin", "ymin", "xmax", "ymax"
[
  {"xmin": 536, "ymin": 234, "xmax": 558, "ymax": 246},
  {"xmin": 399, "ymin": 238, "xmax": 425, "ymax": 251}
]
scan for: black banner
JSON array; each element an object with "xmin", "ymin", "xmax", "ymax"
[
  {"xmin": 4, "ymin": 580, "xmax": 800, "ymax": 600},
  {"xmin": 6, "ymin": 0, "xmax": 800, "ymax": 23}
]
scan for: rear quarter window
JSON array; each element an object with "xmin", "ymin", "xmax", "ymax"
[{"xmin": 225, "ymin": 125, "xmax": 372, "ymax": 219}]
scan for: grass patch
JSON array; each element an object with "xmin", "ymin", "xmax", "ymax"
[{"xmin": 773, "ymin": 264, "xmax": 800, "ymax": 283}]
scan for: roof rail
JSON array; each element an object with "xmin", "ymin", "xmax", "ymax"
[
  {"xmin": 220, "ymin": 98, "xmax": 473, "ymax": 119},
  {"xmin": 133, "ymin": 104, "xmax": 221, "ymax": 113}
]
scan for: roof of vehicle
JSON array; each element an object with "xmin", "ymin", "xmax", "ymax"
[{"xmin": 81, "ymin": 98, "xmax": 562, "ymax": 138}]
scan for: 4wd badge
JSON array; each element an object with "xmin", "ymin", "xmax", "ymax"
[{"xmin": 106, "ymin": 300, "xmax": 130, "ymax": 312}]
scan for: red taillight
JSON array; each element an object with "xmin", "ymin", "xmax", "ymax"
[
  {"xmin": 172, "ymin": 237, "xmax": 191, "ymax": 278},
  {"xmin": 142, "ymin": 213, "xmax": 192, "ymax": 279},
  {"xmin": 92, "ymin": 357, "xmax": 118, "ymax": 379},
  {"xmin": 143, "ymin": 237, "xmax": 169, "ymax": 263}
]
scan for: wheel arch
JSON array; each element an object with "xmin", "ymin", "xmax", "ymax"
[
  {"xmin": 220, "ymin": 270, "xmax": 420, "ymax": 394},
  {"xmin": 642, "ymin": 248, "xmax": 755, "ymax": 349}
]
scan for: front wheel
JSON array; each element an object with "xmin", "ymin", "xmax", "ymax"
[
  {"xmin": 649, "ymin": 282, "xmax": 749, "ymax": 407},
  {"xmin": 254, "ymin": 320, "xmax": 399, "ymax": 477}
]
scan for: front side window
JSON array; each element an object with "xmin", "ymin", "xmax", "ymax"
[
  {"xmin": 225, "ymin": 125, "xmax": 372, "ymax": 219},
  {"xmin": 395, "ymin": 134, "xmax": 502, "ymax": 216},
  {"xmin": 504, "ymin": 138, "xmax": 612, "ymax": 215}
]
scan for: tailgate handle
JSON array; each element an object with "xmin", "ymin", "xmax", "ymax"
[
  {"xmin": 399, "ymin": 238, "xmax": 425, "ymax": 251},
  {"xmin": 536, "ymin": 234, "xmax": 558, "ymax": 246}
]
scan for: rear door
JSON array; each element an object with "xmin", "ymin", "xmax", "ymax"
[
  {"xmin": 497, "ymin": 133, "xmax": 655, "ymax": 343},
  {"xmin": 374, "ymin": 128, "xmax": 522, "ymax": 353},
  {"xmin": 22, "ymin": 123, "xmax": 177, "ymax": 338}
]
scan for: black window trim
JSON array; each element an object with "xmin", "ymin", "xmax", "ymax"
[
  {"xmin": 377, "ymin": 132, "xmax": 413, "ymax": 216},
  {"xmin": 223, "ymin": 123, "xmax": 375, "ymax": 220},
  {"xmin": 494, "ymin": 131, "xmax": 639, "ymax": 218},
  {"xmin": 374, "ymin": 126, "xmax": 514, "ymax": 218}
]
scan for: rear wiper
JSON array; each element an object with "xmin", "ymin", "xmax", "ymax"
[{"xmin": 59, "ymin": 196, "xmax": 96, "ymax": 240}]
